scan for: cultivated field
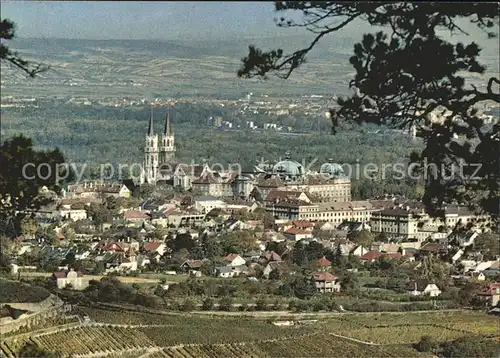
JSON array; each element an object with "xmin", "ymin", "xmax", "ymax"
[{"xmin": 3, "ymin": 307, "xmax": 498, "ymax": 358}]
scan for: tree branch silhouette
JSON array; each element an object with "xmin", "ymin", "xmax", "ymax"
[
  {"xmin": 238, "ymin": 2, "xmax": 500, "ymax": 220},
  {"xmin": 0, "ymin": 19, "xmax": 50, "ymax": 77}
]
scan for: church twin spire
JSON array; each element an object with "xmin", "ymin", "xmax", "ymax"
[
  {"xmin": 147, "ymin": 107, "xmax": 155, "ymax": 136},
  {"xmin": 142, "ymin": 107, "xmax": 175, "ymax": 184},
  {"xmin": 147, "ymin": 108, "xmax": 172, "ymax": 137},
  {"xmin": 164, "ymin": 112, "xmax": 172, "ymax": 136}
]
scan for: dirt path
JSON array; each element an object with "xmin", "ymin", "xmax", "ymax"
[{"xmin": 19, "ymin": 272, "xmax": 161, "ymax": 284}]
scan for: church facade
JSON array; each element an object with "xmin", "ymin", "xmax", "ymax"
[{"xmin": 140, "ymin": 109, "xmax": 176, "ymax": 184}]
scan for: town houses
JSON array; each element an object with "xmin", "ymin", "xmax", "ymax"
[{"xmin": 4, "ymin": 111, "xmax": 498, "ymax": 318}]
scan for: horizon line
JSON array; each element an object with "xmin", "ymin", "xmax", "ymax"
[{"xmin": 8, "ymin": 33, "xmax": 316, "ymax": 42}]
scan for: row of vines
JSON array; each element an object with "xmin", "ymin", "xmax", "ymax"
[{"xmin": 32, "ymin": 325, "xmax": 154, "ymax": 356}]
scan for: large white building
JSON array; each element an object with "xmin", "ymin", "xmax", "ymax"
[{"xmin": 254, "ymin": 154, "xmax": 351, "ymax": 203}]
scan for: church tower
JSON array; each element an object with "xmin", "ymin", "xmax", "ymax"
[
  {"xmin": 159, "ymin": 112, "xmax": 176, "ymax": 164},
  {"xmin": 142, "ymin": 107, "xmax": 159, "ymax": 184}
]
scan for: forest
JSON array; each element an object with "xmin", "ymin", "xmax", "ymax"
[{"xmin": 1, "ymin": 101, "xmax": 424, "ymax": 199}]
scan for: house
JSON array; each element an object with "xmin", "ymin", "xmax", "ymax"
[
  {"xmin": 102, "ymin": 184, "xmax": 131, "ymax": 198},
  {"xmin": 360, "ymin": 250, "xmax": 383, "ymax": 263},
  {"xmin": 448, "ymin": 231, "xmax": 478, "ymax": 247},
  {"xmin": 194, "ymin": 196, "xmax": 227, "ymax": 214},
  {"xmin": 406, "ymin": 279, "xmax": 441, "ymax": 297},
  {"xmin": 74, "ymin": 249, "xmax": 91, "ymax": 260},
  {"xmin": 123, "ymin": 210, "xmax": 150, "ymax": 222},
  {"xmin": 262, "ymin": 261, "xmax": 287, "ymax": 279},
  {"xmin": 260, "ymin": 251, "xmax": 282, "ymax": 263},
  {"xmin": 261, "ymin": 230, "xmax": 287, "ymax": 242},
  {"xmin": 265, "ymin": 190, "xmax": 312, "ymax": 204},
  {"xmin": 420, "ymin": 242, "xmax": 448, "ymax": 255},
  {"xmin": 137, "ymin": 254, "xmax": 151, "ymax": 268},
  {"xmin": 58, "ymin": 208, "xmax": 88, "ymax": 221},
  {"xmin": 291, "ymin": 220, "xmax": 315, "ymax": 231},
  {"xmin": 102, "ymin": 241, "xmax": 125, "ymax": 253},
  {"xmin": 283, "ymin": 227, "xmax": 313, "ymax": 241},
  {"xmin": 360, "ymin": 250, "xmax": 404, "ymax": 263},
  {"xmin": 337, "ymin": 221, "xmax": 370, "ymax": 232},
  {"xmin": 243, "ymin": 250, "xmax": 261, "ymax": 261},
  {"xmin": 214, "ymin": 265, "xmax": 248, "ymax": 278},
  {"xmin": 51, "ymin": 269, "xmax": 88, "ymax": 290},
  {"xmin": 180, "ymin": 260, "xmax": 204, "ymax": 275},
  {"xmin": 221, "ymin": 253, "xmax": 246, "ymax": 267},
  {"xmin": 316, "ymin": 256, "xmax": 332, "ymax": 271},
  {"xmin": 118, "ymin": 248, "xmax": 138, "ymax": 272},
  {"xmin": 474, "ymin": 260, "xmax": 500, "ymax": 273},
  {"xmin": 318, "ymin": 221, "xmax": 337, "ymax": 231},
  {"xmin": 377, "ymin": 243, "xmax": 401, "ymax": 254},
  {"xmin": 143, "ymin": 241, "xmax": 167, "ymax": 256},
  {"xmin": 471, "ymin": 272, "xmax": 486, "ymax": 281},
  {"xmin": 451, "ymin": 249, "xmax": 465, "ymax": 263},
  {"xmin": 311, "ymin": 271, "xmax": 341, "ymax": 293},
  {"xmin": 476, "ymin": 282, "xmax": 500, "ymax": 307},
  {"xmin": 350, "ymin": 245, "xmax": 369, "ymax": 257}
]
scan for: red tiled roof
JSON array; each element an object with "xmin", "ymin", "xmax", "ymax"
[
  {"xmin": 311, "ymin": 271, "xmax": 338, "ymax": 282},
  {"xmin": 284, "ymin": 227, "xmax": 310, "ymax": 235},
  {"xmin": 56, "ymin": 232, "xmax": 65, "ymax": 240},
  {"xmin": 360, "ymin": 250, "xmax": 382, "ymax": 261},
  {"xmin": 222, "ymin": 253, "xmax": 240, "ymax": 262},
  {"xmin": 266, "ymin": 190, "xmax": 303, "ymax": 201},
  {"xmin": 477, "ymin": 282, "xmax": 500, "ymax": 296},
  {"xmin": 182, "ymin": 260, "xmax": 203, "ymax": 269},
  {"xmin": 317, "ymin": 256, "xmax": 332, "ymax": 267},
  {"xmin": 143, "ymin": 241, "xmax": 162, "ymax": 252},
  {"xmin": 123, "ymin": 210, "xmax": 149, "ymax": 220},
  {"xmin": 105, "ymin": 242, "xmax": 124, "ymax": 252},
  {"xmin": 262, "ymin": 251, "xmax": 282, "ymax": 262}
]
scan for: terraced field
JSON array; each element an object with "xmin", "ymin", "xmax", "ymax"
[
  {"xmin": 32, "ymin": 325, "xmax": 155, "ymax": 356},
  {"xmin": 157, "ymin": 334, "xmax": 432, "ymax": 358},
  {"xmin": 3, "ymin": 309, "xmax": 498, "ymax": 357}
]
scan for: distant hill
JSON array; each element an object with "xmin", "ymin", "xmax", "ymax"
[{"xmin": 9, "ymin": 33, "xmax": 356, "ymax": 60}]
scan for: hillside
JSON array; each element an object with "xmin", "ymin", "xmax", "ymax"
[
  {"xmin": 0, "ymin": 35, "xmax": 356, "ymax": 99},
  {"xmin": 0, "ymin": 279, "xmax": 51, "ymax": 304}
]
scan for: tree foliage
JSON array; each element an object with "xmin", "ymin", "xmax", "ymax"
[
  {"xmin": 438, "ymin": 336, "xmax": 500, "ymax": 358},
  {"xmin": 0, "ymin": 135, "xmax": 71, "ymax": 237},
  {"xmin": 0, "ymin": 19, "xmax": 49, "ymax": 77},
  {"xmin": 238, "ymin": 2, "xmax": 500, "ymax": 220}
]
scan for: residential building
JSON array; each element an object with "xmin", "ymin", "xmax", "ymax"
[
  {"xmin": 311, "ymin": 271, "xmax": 341, "ymax": 293},
  {"xmin": 194, "ymin": 196, "xmax": 228, "ymax": 213},
  {"xmin": 142, "ymin": 241, "xmax": 167, "ymax": 257},
  {"xmin": 283, "ymin": 227, "xmax": 313, "ymax": 241},
  {"xmin": 476, "ymin": 282, "xmax": 500, "ymax": 307},
  {"xmin": 262, "ymin": 261, "xmax": 287, "ymax": 278},
  {"xmin": 370, "ymin": 207, "xmax": 423, "ymax": 240},
  {"xmin": 406, "ymin": 279, "xmax": 441, "ymax": 297},
  {"xmin": 316, "ymin": 256, "xmax": 332, "ymax": 271},
  {"xmin": 51, "ymin": 269, "xmax": 88, "ymax": 290},
  {"xmin": 221, "ymin": 253, "xmax": 246, "ymax": 267},
  {"xmin": 215, "ymin": 265, "xmax": 248, "ymax": 278}
]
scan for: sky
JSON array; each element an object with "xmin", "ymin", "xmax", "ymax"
[
  {"xmin": 1, "ymin": 1, "xmax": 307, "ymax": 41},
  {"xmin": 1, "ymin": 1, "xmax": 497, "ymax": 49}
]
